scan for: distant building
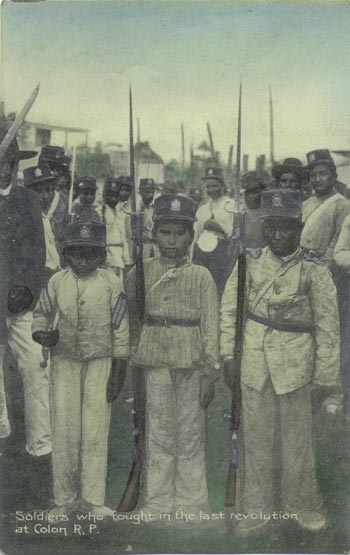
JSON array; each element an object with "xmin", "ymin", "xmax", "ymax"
[
  {"xmin": 17, "ymin": 120, "xmax": 89, "ymax": 152},
  {"xmin": 108, "ymin": 140, "xmax": 165, "ymax": 189}
]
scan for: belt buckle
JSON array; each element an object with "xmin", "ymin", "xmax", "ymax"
[{"xmin": 159, "ymin": 317, "xmax": 169, "ymax": 327}]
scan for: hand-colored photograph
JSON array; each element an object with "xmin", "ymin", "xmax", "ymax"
[{"xmin": 0, "ymin": 1, "xmax": 349, "ymax": 554}]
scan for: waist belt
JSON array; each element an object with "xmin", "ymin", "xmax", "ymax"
[
  {"xmin": 247, "ymin": 311, "xmax": 314, "ymax": 334},
  {"xmin": 145, "ymin": 316, "xmax": 200, "ymax": 327}
]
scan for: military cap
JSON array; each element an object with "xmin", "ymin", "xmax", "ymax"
[
  {"xmin": 38, "ymin": 145, "xmax": 65, "ymax": 169},
  {"xmin": 241, "ymin": 170, "xmax": 271, "ymax": 191},
  {"xmin": 23, "ymin": 165, "xmax": 55, "ymax": 187},
  {"xmin": 153, "ymin": 194, "xmax": 197, "ymax": 222},
  {"xmin": 77, "ymin": 176, "xmax": 97, "ymax": 191},
  {"xmin": 139, "ymin": 178, "xmax": 155, "ymax": 190},
  {"xmin": 0, "ymin": 127, "xmax": 37, "ymax": 161},
  {"xmin": 116, "ymin": 175, "xmax": 132, "ymax": 188},
  {"xmin": 271, "ymin": 158, "xmax": 303, "ymax": 181},
  {"xmin": 202, "ymin": 166, "xmax": 225, "ymax": 183},
  {"xmin": 261, "ymin": 188, "xmax": 302, "ymax": 220},
  {"xmin": 105, "ymin": 176, "xmax": 121, "ymax": 192},
  {"xmin": 64, "ymin": 221, "xmax": 106, "ymax": 248},
  {"xmin": 306, "ymin": 149, "xmax": 335, "ymax": 169}
]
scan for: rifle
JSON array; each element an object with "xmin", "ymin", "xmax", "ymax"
[
  {"xmin": 117, "ymin": 86, "xmax": 146, "ymax": 513},
  {"xmin": 0, "ymin": 84, "xmax": 40, "ymax": 161},
  {"xmin": 224, "ymin": 82, "xmax": 245, "ymax": 509}
]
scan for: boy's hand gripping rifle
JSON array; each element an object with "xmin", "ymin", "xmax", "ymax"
[
  {"xmin": 117, "ymin": 87, "xmax": 146, "ymax": 513},
  {"xmin": 224, "ymin": 82, "xmax": 245, "ymax": 508}
]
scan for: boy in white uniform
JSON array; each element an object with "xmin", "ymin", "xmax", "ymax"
[{"xmin": 32, "ymin": 221, "xmax": 129, "ymax": 517}]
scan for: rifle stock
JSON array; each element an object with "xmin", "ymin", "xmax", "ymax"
[{"xmin": 117, "ymin": 367, "xmax": 146, "ymax": 512}]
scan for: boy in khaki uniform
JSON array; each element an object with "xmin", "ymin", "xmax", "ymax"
[
  {"xmin": 126, "ymin": 195, "xmax": 220, "ymax": 523},
  {"xmin": 221, "ymin": 189, "xmax": 340, "ymax": 533},
  {"xmin": 32, "ymin": 221, "xmax": 129, "ymax": 518}
]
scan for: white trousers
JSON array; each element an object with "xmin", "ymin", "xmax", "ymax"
[
  {"xmin": 50, "ymin": 356, "xmax": 112, "ymax": 507},
  {"xmin": 144, "ymin": 367, "xmax": 209, "ymax": 514},
  {"xmin": 242, "ymin": 380, "xmax": 322, "ymax": 513},
  {"xmin": 0, "ymin": 312, "xmax": 51, "ymax": 456}
]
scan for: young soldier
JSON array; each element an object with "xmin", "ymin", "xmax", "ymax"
[
  {"xmin": 138, "ymin": 178, "xmax": 158, "ymax": 259},
  {"xmin": 220, "ymin": 189, "xmax": 339, "ymax": 533},
  {"xmin": 98, "ymin": 177, "xmax": 130, "ymax": 278},
  {"xmin": 32, "ymin": 221, "xmax": 130, "ymax": 518},
  {"xmin": 126, "ymin": 195, "xmax": 220, "ymax": 524},
  {"xmin": 271, "ymin": 158, "xmax": 303, "ymax": 191},
  {"xmin": 301, "ymin": 149, "xmax": 350, "ymax": 414},
  {"xmin": 240, "ymin": 170, "xmax": 270, "ymax": 249},
  {"xmin": 23, "ymin": 166, "xmax": 61, "ymax": 282},
  {"xmin": 71, "ymin": 176, "xmax": 101, "ymax": 223}
]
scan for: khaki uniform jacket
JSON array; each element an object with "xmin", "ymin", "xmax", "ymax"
[
  {"xmin": 301, "ymin": 191, "xmax": 350, "ymax": 271},
  {"xmin": 32, "ymin": 268, "xmax": 130, "ymax": 360},
  {"xmin": 126, "ymin": 257, "xmax": 220, "ymax": 375},
  {"xmin": 220, "ymin": 247, "xmax": 340, "ymax": 394}
]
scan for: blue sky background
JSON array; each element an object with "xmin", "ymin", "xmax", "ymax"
[{"xmin": 1, "ymin": 0, "xmax": 350, "ymax": 164}]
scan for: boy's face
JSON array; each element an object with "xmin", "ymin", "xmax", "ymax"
[
  {"xmin": 263, "ymin": 218, "xmax": 303, "ymax": 258},
  {"xmin": 154, "ymin": 220, "xmax": 194, "ymax": 259},
  {"xmin": 79, "ymin": 187, "xmax": 96, "ymax": 207},
  {"xmin": 119, "ymin": 185, "xmax": 131, "ymax": 202},
  {"xmin": 64, "ymin": 246, "xmax": 105, "ymax": 277},
  {"xmin": 140, "ymin": 188, "xmax": 155, "ymax": 206}
]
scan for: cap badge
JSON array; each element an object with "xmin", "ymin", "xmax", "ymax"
[
  {"xmin": 272, "ymin": 194, "xmax": 283, "ymax": 207},
  {"xmin": 208, "ymin": 168, "xmax": 214, "ymax": 176},
  {"xmin": 34, "ymin": 168, "xmax": 42, "ymax": 177},
  {"xmin": 170, "ymin": 199, "xmax": 181, "ymax": 212},
  {"xmin": 80, "ymin": 225, "xmax": 90, "ymax": 239}
]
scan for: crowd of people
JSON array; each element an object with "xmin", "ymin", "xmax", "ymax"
[{"xmin": 0, "ymin": 129, "xmax": 348, "ymax": 535}]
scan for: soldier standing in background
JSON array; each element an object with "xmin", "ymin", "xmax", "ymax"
[
  {"xmin": 38, "ymin": 146, "xmax": 71, "ymax": 254},
  {"xmin": 271, "ymin": 158, "xmax": 303, "ymax": 191},
  {"xmin": 192, "ymin": 167, "xmax": 235, "ymax": 297},
  {"xmin": 98, "ymin": 177, "xmax": 130, "ymax": 278},
  {"xmin": 221, "ymin": 189, "xmax": 340, "ymax": 533},
  {"xmin": 116, "ymin": 176, "xmax": 133, "ymax": 267},
  {"xmin": 23, "ymin": 166, "xmax": 61, "ymax": 283},
  {"xmin": 0, "ymin": 128, "xmax": 51, "ymax": 461},
  {"xmin": 138, "ymin": 178, "xmax": 158, "ymax": 259},
  {"xmin": 71, "ymin": 176, "xmax": 101, "ymax": 223},
  {"xmin": 301, "ymin": 149, "xmax": 350, "ymax": 414},
  {"xmin": 240, "ymin": 170, "xmax": 270, "ymax": 250}
]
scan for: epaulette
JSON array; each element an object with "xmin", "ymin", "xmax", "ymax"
[
  {"xmin": 245, "ymin": 247, "xmax": 262, "ymax": 259},
  {"xmin": 302, "ymin": 251, "xmax": 327, "ymax": 266}
]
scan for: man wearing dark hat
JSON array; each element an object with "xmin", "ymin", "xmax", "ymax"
[
  {"xmin": 32, "ymin": 220, "xmax": 129, "ymax": 518},
  {"xmin": 221, "ymin": 189, "xmax": 339, "ymax": 533},
  {"xmin": 71, "ymin": 176, "xmax": 101, "ymax": 223},
  {"xmin": 192, "ymin": 167, "xmax": 235, "ymax": 296},
  {"xmin": 138, "ymin": 178, "xmax": 158, "ymax": 258},
  {"xmin": 126, "ymin": 194, "xmax": 220, "ymax": 524},
  {"xmin": 97, "ymin": 177, "xmax": 130, "ymax": 277},
  {"xmin": 271, "ymin": 158, "xmax": 303, "ymax": 191},
  {"xmin": 39, "ymin": 146, "xmax": 71, "ymax": 251},
  {"xmin": 301, "ymin": 149, "xmax": 350, "ymax": 414},
  {"xmin": 0, "ymin": 128, "xmax": 51, "ymax": 458},
  {"xmin": 241, "ymin": 170, "xmax": 270, "ymax": 249},
  {"xmin": 23, "ymin": 166, "xmax": 61, "ymax": 281}
]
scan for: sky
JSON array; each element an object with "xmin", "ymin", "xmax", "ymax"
[{"xmin": 1, "ymin": 0, "xmax": 350, "ymax": 166}]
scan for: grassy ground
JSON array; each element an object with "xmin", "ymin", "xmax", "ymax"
[{"xmin": 0, "ymin": 357, "xmax": 349, "ymax": 555}]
